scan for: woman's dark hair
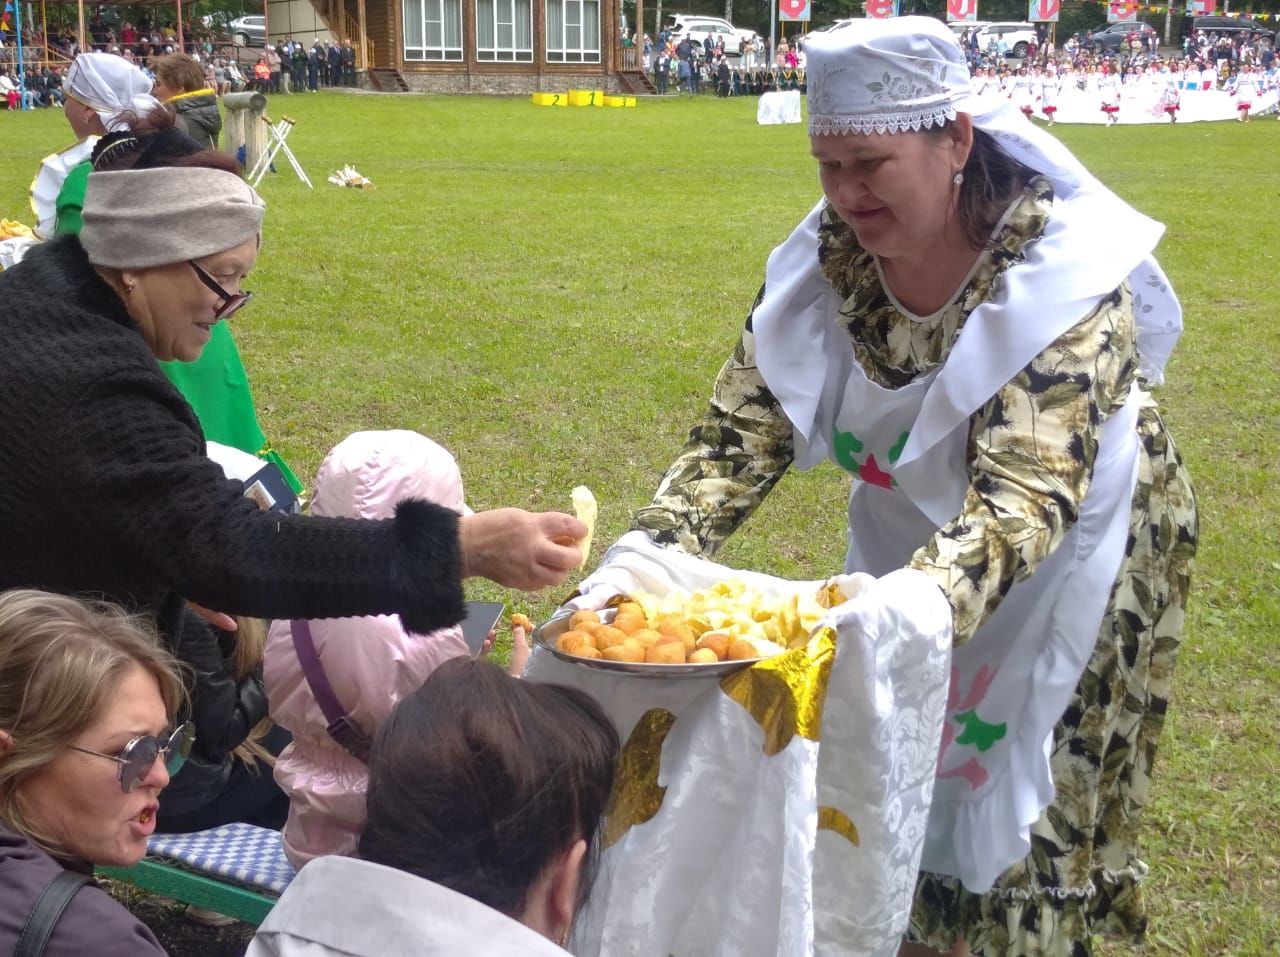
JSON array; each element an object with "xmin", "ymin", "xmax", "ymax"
[
  {"xmin": 358, "ymin": 658, "xmax": 619, "ymax": 921},
  {"xmin": 90, "ymin": 105, "xmax": 240, "ymax": 177},
  {"xmin": 945, "ymin": 126, "xmax": 1035, "ymax": 250}
]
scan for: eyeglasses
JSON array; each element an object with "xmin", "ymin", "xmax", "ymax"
[
  {"xmin": 189, "ymin": 260, "xmax": 253, "ymax": 320},
  {"xmin": 69, "ymin": 722, "xmax": 194, "ymax": 793}
]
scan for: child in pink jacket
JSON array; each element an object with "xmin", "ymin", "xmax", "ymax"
[{"xmin": 265, "ymin": 430, "xmax": 472, "ymax": 869}]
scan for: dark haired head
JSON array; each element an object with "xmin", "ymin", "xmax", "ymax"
[
  {"xmin": 358, "ymin": 658, "xmax": 619, "ymax": 926},
  {"xmin": 91, "ymin": 106, "xmax": 240, "ymax": 178},
  {"xmin": 924, "ymin": 123, "xmax": 1034, "ymax": 251}
]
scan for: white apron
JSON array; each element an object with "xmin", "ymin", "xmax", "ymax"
[
  {"xmin": 781, "ymin": 297, "xmax": 1139, "ymax": 890},
  {"xmin": 753, "ymin": 181, "xmax": 1178, "ymax": 890}
]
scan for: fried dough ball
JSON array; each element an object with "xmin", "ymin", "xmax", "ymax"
[
  {"xmin": 657, "ymin": 621, "xmax": 697, "ymax": 654},
  {"xmin": 614, "ymin": 601, "xmax": 644, "ymax": 619},
  {"xmin": 574, "ymin": 646, "xmax": 603, "ymax": 660},
  {"xmin": 696, "ymin": 632, "xmax": 731, "ymax": 660},
  {"xmin": 556, "ymin": 630, "xmax": 596, "ymax": 655},
  {"xmin": 569, "ymin": 610, "xmax": 601, "ymax": 631},
  {"xmin": 689, "ymin": 648, "xmax": 720, "ymax": 665},
  {"xmin": 602, "ymin": 640, "xmax": 646, "ymax": 663},
  {"xmin": 612, "ymin": 611, "xmax": 648, "ymax": 635},
  {"xmin": 511, "ymin": 613, "xmax": 534, "ymax": 631},
  {"xmin": 631, "ymin": 628, "xmax": 665, "ymax": 649},
  {"xmin": 727, "ymin": 638, "xmax": 761, "ymax": 661},
  {"xmin": 645, "ymin": 640, "xmax": 686, "ymax": 665},
  {"xmin": 591, "ymin": 625, "xmax": 627, "ymax": 651}
]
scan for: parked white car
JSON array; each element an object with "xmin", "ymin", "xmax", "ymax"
[
  {"xmin": 664, "ymin": 15, "xmax": 757, "ymax": 56},
  {"xmin": 974, "ymin": 21, "xmax": 1038, "ymax": 57}
]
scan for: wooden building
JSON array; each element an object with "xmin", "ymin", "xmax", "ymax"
[{"xmin": 271, "ymin": 0, "xmax": 643, "ymax": 94}]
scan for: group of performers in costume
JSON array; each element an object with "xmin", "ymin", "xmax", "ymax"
[{"xmin": 970, "ymin": 56, "xmax": 1280, "ymax": 125}]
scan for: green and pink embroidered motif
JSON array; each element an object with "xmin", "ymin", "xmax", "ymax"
[
  {"xmin": 937, "ymin": 665, "xmax": 1008, "ymax": 791},
  {"xmin": 833, "ymin": 424, "xmax": 1009, "ymax": 790},
  {"xmin": 833, "ymin": 427, "xmax": 909, "ymax": 489}
]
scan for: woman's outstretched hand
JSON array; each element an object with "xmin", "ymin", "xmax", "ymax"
[{"xmin": 459, "ymin": 508, "xmax": 587, "ymax": 591}]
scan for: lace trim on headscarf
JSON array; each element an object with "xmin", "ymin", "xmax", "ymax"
[{"xmin": 809, "ymin": 104, "xmax": 957, "ymax": 136}]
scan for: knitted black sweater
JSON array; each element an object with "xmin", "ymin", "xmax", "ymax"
[{"xmin": 0, "ymin": 237, "xmax": 465, "ymax": 762}]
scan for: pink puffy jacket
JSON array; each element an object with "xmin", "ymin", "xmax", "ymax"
[{"xmin": 265, "ymin": 431, "xmax": 470, "ymax": 869}]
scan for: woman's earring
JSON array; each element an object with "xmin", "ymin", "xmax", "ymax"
[{"xmin": 952, "ymin": 171, "xmax": 964, "ymax": 186}]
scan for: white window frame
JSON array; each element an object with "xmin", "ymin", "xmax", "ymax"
[
  {"xmin": 476, "ymin": 0, "xmax": 533, "ymax": 62},
  {"xmin": 404, "ymin": 0, "xmax": 463, "ymax": 61},
  {"xmin": 545, "ymin": 0, "xmax": 600, "ymax": 64}
]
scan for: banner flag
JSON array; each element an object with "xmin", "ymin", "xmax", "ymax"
[
  {"xmin": 779, "ymin": 0, "xmax": 811, "ymax": 23},
  {"xmin": 1108, "ymin": 0, "xmax": 1139, "ymax": 21},
  {"xmin": 1030, "ymin": 0, "xmax": 1060, "ymax": 21},
  {"xmin": 947, "ymin": 0, "xmax": 979, "ymax": 22}
]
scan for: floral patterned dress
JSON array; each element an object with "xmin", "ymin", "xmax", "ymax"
[{"xmin": 633, "ymin": 178, "xmax": 1198, "ymax": 956}]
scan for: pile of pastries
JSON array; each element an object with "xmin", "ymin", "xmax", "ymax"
[{"xmin": 554, "ymin": 578, "xmax": 838, "ymax": 666}]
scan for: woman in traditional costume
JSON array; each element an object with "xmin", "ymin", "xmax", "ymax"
[{"xmin": 627, "ymin": 17, "xmax": 1196, "ymax": 956}]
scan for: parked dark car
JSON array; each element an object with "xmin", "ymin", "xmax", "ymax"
[
  {"xmin": 1075, "ymin": 21, "xmax": 1156, "ymax": 53},
  {"xmin": 1185, "ymin": 15, "xmax": 1274, "ymax": 42}
]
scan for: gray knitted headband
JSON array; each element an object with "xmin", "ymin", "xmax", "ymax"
[{"xmin": 81, "ymin": 167, "xmax": 266, "ymax": 269}]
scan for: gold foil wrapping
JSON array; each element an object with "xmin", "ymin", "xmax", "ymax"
[
  {"xmin": 719, "ymin": 626, "xmax": 837, "ymax": 755},
  {"xmin": 817, "ymin": 805, "xmax": 860, "ymax": 847},
  {"xmin": 603, "ymin": 707, "xmax": 678, "ymax": 849}
]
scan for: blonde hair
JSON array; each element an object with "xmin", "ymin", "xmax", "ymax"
[
  {"xmin": 0, "ymin": 589, "xmax": 185, "ymax": 851},
  {"xmin": 229, "ymin": 616, "xmax": 275, "ymax": 771}
]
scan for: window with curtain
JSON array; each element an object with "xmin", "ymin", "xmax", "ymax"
[
  {"xmin": 404, "ymin": 0, "xmax": 463, "ymax": 60},
  {"xmin": 545, "ymin": 0, "xmax": 600, "ymax": 63},
  {"xmin": 476, "ymin": 0, "xmax": 533, "ymax": 61}
]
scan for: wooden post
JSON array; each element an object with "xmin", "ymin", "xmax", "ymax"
[
  {"xmin": 357, "ymin": 0, "xmax": 367, "ymax": 68},
  {"xmin": 635, "ymin": 0, "xmax": 643, "ymax": 56},
  {"xmin": 176, "ymin": 0, "xmax": 184, "ymax": 51},
  {"xmin": 76, "ymin": 0, "xmax": 84, "ymax": 52}
]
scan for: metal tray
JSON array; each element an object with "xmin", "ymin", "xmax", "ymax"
[{"xmin": 533, "ymin": 609, "xmax": 767, "ymax": 679}]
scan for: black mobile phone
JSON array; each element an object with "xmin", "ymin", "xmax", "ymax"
[{"xmin": 460, "ymin": 600, "xmax": 506, "ymax": 657}]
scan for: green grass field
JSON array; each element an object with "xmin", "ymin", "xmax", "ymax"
[{"xmin": 2, "ymin": 91, "xmax": 1277, "ymax": 955}]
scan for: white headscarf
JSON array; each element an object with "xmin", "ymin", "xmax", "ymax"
[
  {"xmin": 65, "ymin": 52, "xmax": 160, "ymax": 132},
  {"xmin": 753, "ymin": 15, "xmax": 1181, "ymax": 431}
]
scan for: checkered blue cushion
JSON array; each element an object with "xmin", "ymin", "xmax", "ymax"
[{"xmin": 147, "ymin": 823, "xmax": 296, "ymax": 895}]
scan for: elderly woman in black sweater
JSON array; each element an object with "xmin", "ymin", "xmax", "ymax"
[{"xmin": 0, "ymin": 113, "xmax": 586, "ymax": 828}]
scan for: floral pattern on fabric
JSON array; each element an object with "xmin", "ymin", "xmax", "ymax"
[
  {"xmin": 908, "ymin": 400, "xmax": 1197, "ymax": 956},
  {"xmin": 634, "ymin": 177, "xmax": 1198, "ymax": 953}
]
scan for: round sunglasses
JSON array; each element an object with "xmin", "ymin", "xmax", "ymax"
[{"xmin": 69, "ymin": 722, "xmax": 195, "ymax": 793}]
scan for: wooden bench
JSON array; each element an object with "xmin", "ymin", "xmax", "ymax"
[{"xmin": 98, "ymin": 822, "xmax": 294, "ymax": 926}]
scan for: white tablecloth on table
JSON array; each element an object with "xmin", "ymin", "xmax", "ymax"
[
  {"xmin": 526, "ymin": 535, "xmax": 952, "ymax": 957},
  {"xmin": 757, "ymin": 89, "xmax": 802, "ymax": 125}
]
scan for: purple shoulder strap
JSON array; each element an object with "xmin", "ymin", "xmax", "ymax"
[{"xmin": 288, "ymin": 619, "xmax": 372, "ymax": 764}]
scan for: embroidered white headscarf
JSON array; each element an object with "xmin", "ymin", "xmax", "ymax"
[{"xmin": 66, "ymin": 52, "xmax": 160, "ymax": 132}]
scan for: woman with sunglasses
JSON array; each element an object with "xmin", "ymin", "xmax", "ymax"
[
  {"xmin": 0, "ymin": 109, "xmax": 587, "ymax": 835},
  {"xmin": 0, "ymin": 589, "xmax": 186, "ymax": 955}
]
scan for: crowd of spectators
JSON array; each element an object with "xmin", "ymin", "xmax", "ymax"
[
  {"xmin": 644, "ymin": 28, "xmax": 808, "ymax": 96},
  {"xmin": 0, "ymin": 23, "xmax": 360, "ymax": 109}
]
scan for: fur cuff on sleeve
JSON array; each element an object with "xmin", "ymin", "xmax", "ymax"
[{"xmin": 392, "ymin": 498, "xmax": 466, "ymax": 635}]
